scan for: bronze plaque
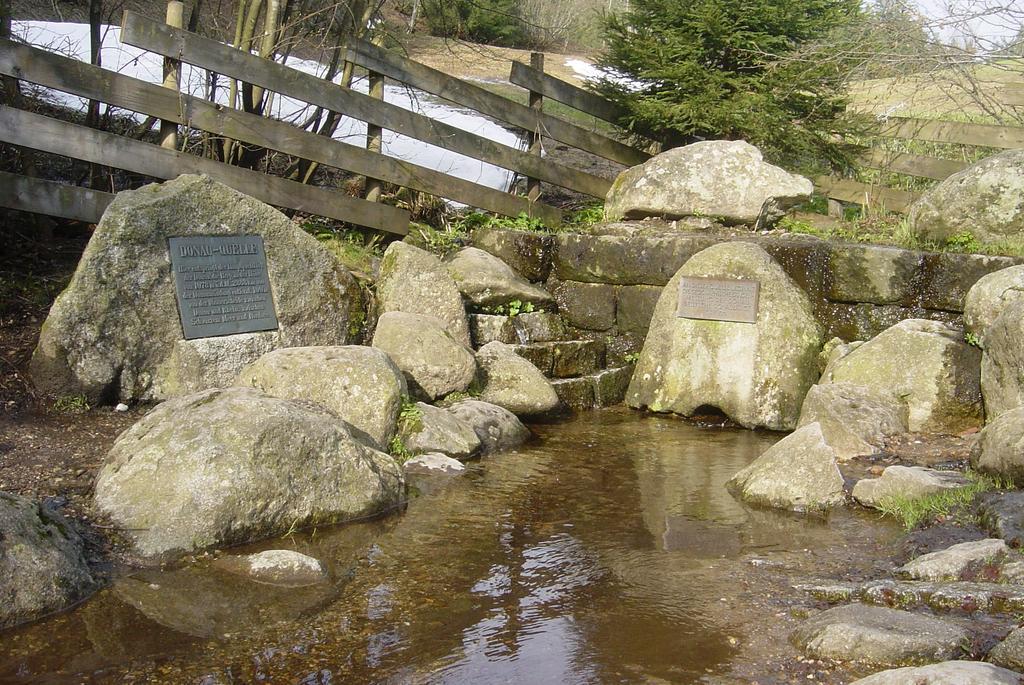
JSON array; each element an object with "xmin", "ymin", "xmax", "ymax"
[
  {"xmin": 676, "ymin": 277, "xmax": 760, "ymax": 324},
  {"xmin": 169, "ymin": 235, "xmax": 279, "ymax": 340}
]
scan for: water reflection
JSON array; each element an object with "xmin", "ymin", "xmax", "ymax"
[{"xmin": 0, "ymin": 409, "xmax": 900, "ymax": 684}]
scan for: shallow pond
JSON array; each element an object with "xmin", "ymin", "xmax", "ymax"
[{"xmin": 0, "ymin": 409, "xmax": 903, "ymax": 684}]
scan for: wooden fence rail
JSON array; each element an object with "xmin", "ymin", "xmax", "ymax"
[
  {"xmin": 815, "ymin": 109, "xmax": 1024, "ymax": 214},
  {"xmin": 1, "ymin": 10, "xmax": 651, "ymax": 233}
]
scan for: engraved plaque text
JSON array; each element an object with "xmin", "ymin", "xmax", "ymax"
[
  {"xmin": 676, "ymin": 277, "xmax": 760, "ymax": 324},
  {"xmin": 169, "ymin": 235, "xmax": 279, "ymax": 340}
]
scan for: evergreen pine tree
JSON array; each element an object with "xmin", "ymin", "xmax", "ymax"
[{"xmin": 595, "ymin": 0, "xmax": 865, "ymax": 171}]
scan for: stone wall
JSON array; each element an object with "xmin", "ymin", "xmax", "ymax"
[{"xmin": 471, "ymin": 223, "xmax": 1023, "ymax": 348}]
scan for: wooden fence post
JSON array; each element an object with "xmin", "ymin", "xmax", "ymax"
[
  {"xmin": 525, "ymin": 51, "xmax": 543, "ymax": 203},
  {"xmin": 160, "ymin": 1, "xmax": 184, "ymax": 150},
  {"xmin": 364, "ymin": 70, "xmax": 384, "ymax": 202}
]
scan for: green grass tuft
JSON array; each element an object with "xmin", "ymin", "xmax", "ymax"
[{"xmin": 876, "ymin": 470, "xmax": 1015, "ymax": 530}]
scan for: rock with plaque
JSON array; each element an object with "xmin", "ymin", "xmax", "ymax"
[
  {"xmin": 676, "ymin": 277, "xmax": 760, "ymax": 323},
  {"xmin": 169, "ymin": 235, "xmax": 279, "ymax": 339}
]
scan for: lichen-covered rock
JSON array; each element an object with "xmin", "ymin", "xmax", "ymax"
[
  {"xmin": 798, "ymin": 383, "xmax": 907, "ymax": 461},
  {"xmin": 470, "ymin": 314, "xmax": 517, "ymax": 346},
  {"xmin": 376, "ymin": 241, "xmax": 471, "ymax": 347},
  {"xmin": 236, "ymin": 346, "xmax": 407, "ymax": 449},
  {"xmin": 446, "ymin": 399, "xmax": 531, "ymax": 453},
  {"xmin": 822, "ymin": 319, "xmax": 983, "ymax": 433},
  {"xmin": 853, "ymin": 466, "xmax": 971, "ymax": 510},
  {"xmin": 401, "ymin": 402, "xmax": 482, "ymax": 459},
  {"xmin": 726, "ymin": 423, "xmax": 845, "ymax": 513},
  {"xmin": 982, "ymin": 297, "xmax": 1024, "ymax": 419},
  {"xmin": 964, "ymin": 265, "xmax": 1024, "ymax": 348},
  {"xmin": 850, "ymin": 661, "xmax": 1024, "ymax": 685},
  {"xmin": 791, "ymin": 604, "xmax": 967, "ymax": 666},
  {"xmin": 0, "ymin": 492, "xmax": 97, "ymax": 629},
  {"xmin": 214, "ymin": 550, "xmax": 328, "ymax": 586},
  {"xmin": 626, "ymin": 242, "xmax": 822, "ymax": 430},
  {"xmin": 471, "ymin": 227, "xmax": 552, "ymax": 282},
  {"xmin": 30, "ymin": 175, "xmax": 363, "ymax": 404},
  {"xmin": 445, "ymin": 247, "xmax": 553, "ymax": 308},
  {"xmin": 988, "ymin": 625, "xmax": 1024, "ymax": 672},
  {"xmin": 372, "ymin": 311, "xmax": 476, "ymax": 401},
  {"xmin": 604, "ymin": 140, "xmax": 813, "ymax": 226},
  {"xmin": 475, "ymin": 341, "xmax": 560, "ymax": 416},
  {"xmin": 94, "ymin": 387, "xmax": 404, "ymax": 559},
  {"xmin": 909, "ymin": 149, "xmax": 1024, "ymax": 244},
  {"xmin": 897, "ymin": 538, "xmax": 1009, "ymax": 581},
  {"xmin": 972, "ymin": 407, "xmax": 1024, "ymax": 482}
]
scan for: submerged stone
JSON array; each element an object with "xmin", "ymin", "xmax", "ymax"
[
  {"xmin": 726, "ymin": 423, "xmax": 845, "ymax": 513},
  {"xmin": 850, "ymin": 661, "xmax": 1024, "ymax": 685},
  {"xmin": 0, "ymin": 492, "xmax": 97, "ymax": 629},
  {"xmin": 896, "ymin": 538, "xmax": 1009, "ymax": 582},
  {"xmin": 214, "ymin": 550, "xmax": 328, "ymax": 586},
  {"xmin": 791, "ymin": 604, "xmax": 967, "ymax": 666}
]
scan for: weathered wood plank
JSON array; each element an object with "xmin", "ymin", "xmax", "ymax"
[
  {"xmin": 0, "ymin": 170, "xmax": 113, "ymax": 223},
  {"xmin": 120, "ymin": 11, "xmax": 611, "ymax": 198},
  {"xmin": 345, "ymin": 38, "xmax": 649, "ymax": 166},
  {"xmin": 814, "ymin": 176, "xmax": 918, "ymax": 214},
  {"xmin": 0, "ymin": 105, "xmax": 410, "ymax": 234},
  {"xmin": 0, "ymin": 39, "xmax": 561, "ymax": 225},
  {"xmin": 509, "ymin": 61, "xmax": 624, "ymax": 125},
  {"xmin": 862, "ymin": 149, "xmax": 968, "ymax": 181},
  {"xmin": 877, "ymin": 116, "xmax": 1024, "ymax": 149}
]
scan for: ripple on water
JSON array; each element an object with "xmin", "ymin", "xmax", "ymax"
[{"xmin": 0, "ymin": 408, "xmax": 902, "ymax": 685}]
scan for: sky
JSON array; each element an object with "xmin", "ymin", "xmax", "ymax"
[{"xmin": 908, "ymin": 0, "xmax": 1021, "ymax": 47}]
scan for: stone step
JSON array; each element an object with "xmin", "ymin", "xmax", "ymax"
[
  {"xmin": 551, "ymin": 366, "xmax": 634, "ymax": 411},
  {"xmin": 796, "ymin": 578, "xmax": 1024, "ymax": 615},
  {"xmin": 513, "ymin": 340, "xmax": 606, "ymax": 379},
  {"xmin": 470, "ymin": 311, "xmax": 570, "ymax": 347}
]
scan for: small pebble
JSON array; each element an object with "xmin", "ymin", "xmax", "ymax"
[{"xmin": 114, "ymin": 403, "xmax": 129, "ymax": 412}]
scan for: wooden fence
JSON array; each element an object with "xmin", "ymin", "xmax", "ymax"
[
  {"xmin": 815, "ymin": 106, "xmax": 1024, "ymax": 215},
  {"xmin": 0, "ymin": 10, "xmax": 652, "ymax": 234}
]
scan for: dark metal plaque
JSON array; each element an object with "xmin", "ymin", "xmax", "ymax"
[
  {"xmin": 676, "ymin": 277, "xmax": 760, "ymax": 324},
  {"xmin": 168, "ymin": 235, "xmax": 279, "ymax": 340}
]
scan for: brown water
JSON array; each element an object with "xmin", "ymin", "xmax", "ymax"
[{"xmin": 0, "ymin": 409, "xmax": 902, "ymax": 684}]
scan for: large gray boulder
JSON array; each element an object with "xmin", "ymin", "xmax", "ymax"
[
  {"xmin": 726, "ymin": 423, "xmax": 845, "ymax": 513},
  {"xmin": 798, "ymin": 383, "xmax": 907, "ymax": 461},
  {"xmin": 822, "ymin": 319, "xmax": 983, "ymax": 434},
  {"xmin": 30, "ymin": 175, "xmax": 363, "ymax": 404},
  {"xmin": 791, "ymin": 604, "xmax": 966, "ymax": 666},
  {"xmin": 982, "ymin": 297, "xmax": 1024, "ymax": 419},
  {"xmin": 235, "ymin": 346, "xmax": 407, "ymax": 449},
  {"xmin": 626, "ymin": 242, "xmax": 822, "ymax": 430},
  {"xmin": 972, "ymin": 407, "xmax": 1024, "ymax": 482},
  {"xmin": 372, "ymin": 311, "xmax": 476, "ymax": 401},
  {"xmin": 400, "ymin": 402, "xmax": 482, "ymax": 459},
  {"xmin": 909, "ymin": 149, "xmax": 1024, "ymax": 244},
  {"xmin": 0, "ymin": 492, "xmax": 97, "ymax": 629},
  {"xmin": 376, "ymin": 241, "xmax": 471, "ymax": 347},
  {"xmin": 853, "ymin": 466, "xmax": 971, "ymax": 510},
  {"xmin": 445, "ymin": 247, "xmax": 553, "ymax": 308},
  {"xmin": 604, "ymin": 140, "xmax": 813, "ymax": 226},
  {"xmin": 446, "ymin": 399, "xmax": 531, "ymax": 453},
  {"xmin": 475, "ymin": 341, "xmax": 560, "ymax": 416},
  {"xmin": 94, "ymin": 387, "xmax": 404, "ymax": 559},
  {"xmin": 964, "ymin": 265, "xmax": 1024, "ymax": 348},
  {"xmin": 850, "ymin": 662, "xmax": 1024, "ymax": 685}
]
